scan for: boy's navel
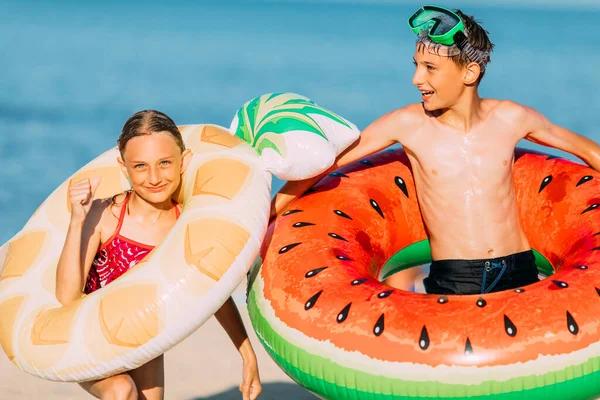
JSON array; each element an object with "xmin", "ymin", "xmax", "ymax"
[
  {"xmin": 488, "ymin": 248, "xmax": 495, "ymax": 256},
  {"xmin": 503, "ymin": 160, "xmax": 508, "ymax": 166}
]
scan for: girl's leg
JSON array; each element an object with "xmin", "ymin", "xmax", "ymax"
[
  {"xmin": 79, "ymin": 373, "xmax": 138, "ymax": 400},
  {"xmin": 129, "ymin": 355, "xmax": 165, "ymax": 400}
]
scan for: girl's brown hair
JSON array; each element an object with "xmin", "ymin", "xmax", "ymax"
[{"xmin": 118, "ymin": 110, "xmax": 185, "ymax": 158}]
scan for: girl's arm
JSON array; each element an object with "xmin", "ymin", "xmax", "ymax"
[
  {"xmin": 214, "ymin": 297, "xmax": 262, "ymax": 400},
  {"xmin": 55, "ymin": 177, "xmax": 103, "ymax": 306}
]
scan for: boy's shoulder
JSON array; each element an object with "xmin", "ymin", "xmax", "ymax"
[
  {"xmin": 485, "ymin": 99, "xmax": 528, "ymax": 121},
  {"xmin": 382, "ymin": 103, "xmax": 428, "ymax": 129}
]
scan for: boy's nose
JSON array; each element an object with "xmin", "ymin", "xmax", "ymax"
[{"xmin": 412, "ymin": 69, "xmax": 424, "ymax": 87}]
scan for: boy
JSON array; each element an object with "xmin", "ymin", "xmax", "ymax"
[{"xmin": 269, "ymin": 6, "xmax": 600, "ymax": 295}]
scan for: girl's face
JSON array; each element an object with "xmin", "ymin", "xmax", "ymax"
[{"xmin": 118, "ymin": 131, "xmax": 191, "ymax": 205}]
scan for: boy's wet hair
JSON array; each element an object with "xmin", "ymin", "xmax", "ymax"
[
  {"xmin": 452, "ymin": 10, "xmax": 494, "ymax": 81},
  {"xmin": 118, "ymin": 110, "xmax": 185, "ymax": 158},
  {"xmin": 418, "ymin": 9, "xmax": 494, "ymax": 82}
]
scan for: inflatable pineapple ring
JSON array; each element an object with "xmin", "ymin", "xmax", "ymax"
[
  {"xmin": 249, "ymin": 148, "xmax": 600, "ymax": 399},
  {"xmin": 0, "ymin": 93, "xmax": 359, "ymax": 382}
]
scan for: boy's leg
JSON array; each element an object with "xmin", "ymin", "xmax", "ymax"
[{"xmin": 384, "ymin": 267, "xmax": 423, "ymax": 291}]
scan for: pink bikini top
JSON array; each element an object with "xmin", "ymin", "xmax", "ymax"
[{"xmin": 84, "ymin": 192, "xmax": 179, "ymax": 294}]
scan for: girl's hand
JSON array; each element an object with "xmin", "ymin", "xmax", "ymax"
[
  {"xmin": 239, "ymin": 359, "xmax": 262, "ymax": 400},
  {"xmin": 69, "ymin": 177, "xmax": 102, "ymax": 222}
]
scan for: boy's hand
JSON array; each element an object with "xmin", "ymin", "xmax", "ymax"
[{"xmin": 69, "ymin": 177, "xmax": 102, "ymax": 223}]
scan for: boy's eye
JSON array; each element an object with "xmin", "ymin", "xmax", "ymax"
[
  {"xmin": 427, "ymin": 65, "xmax": 435, "ymax": 71},
  {"xmin": 160, "ymin": 160, "xmax": 171, "ymax": 166},
  {"xmin": 413, "ymin": 61, "xmax": 417, "ymax": 67},
  {"xmin": 134, "ymin": 164, "xmax": 145, "ymax": 169}
]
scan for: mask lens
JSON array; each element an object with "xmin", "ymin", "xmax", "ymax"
[{"xmin": 409, "ymin": 6, "xmax": 462, "ymax": 42}]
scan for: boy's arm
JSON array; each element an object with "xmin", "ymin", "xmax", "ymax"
[
  {"xmin": 522, "ymin": 106, "xmax": 600, "ymax": 171},
  {"xmin": 270, "ymin": 107, "xmax": 413, "ymax": 222}
]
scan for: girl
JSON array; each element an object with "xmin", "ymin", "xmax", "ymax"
[{"xmin": 55, "ymin": 110, "xmax": 262, "ymax": 400}]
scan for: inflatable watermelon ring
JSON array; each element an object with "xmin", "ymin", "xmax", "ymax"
[{"xmin": 248, "ymin": 148, "xmax": 600, "ymax": 399}]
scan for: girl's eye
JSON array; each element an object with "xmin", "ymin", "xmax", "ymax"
[
  {"xmin": 134, "ymin": 164, "xmax": 145, "ymax": 169},
  {"xmin": 160, "ymin": 160, "xmax": 171, "ymax": 166}
]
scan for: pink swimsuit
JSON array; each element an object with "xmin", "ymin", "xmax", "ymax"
[{"xmin": 84, "ymin": 192, "xmax": 179, "ymax": 294}]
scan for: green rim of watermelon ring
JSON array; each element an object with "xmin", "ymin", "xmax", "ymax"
[{"xmin": 378, "ymin": 239, "xmax": 554, "ymax": 282}]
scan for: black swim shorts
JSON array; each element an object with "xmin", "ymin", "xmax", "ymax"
[{"xmin": 423, "ymin": 250, "xmax": 540, "ymax": 295}]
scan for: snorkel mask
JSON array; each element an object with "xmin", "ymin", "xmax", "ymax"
[{"xmin": 408, "ymin": 5, "xmax": 490, "ymax": 72}]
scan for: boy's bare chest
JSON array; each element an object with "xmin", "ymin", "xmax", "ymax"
[{"xmin": 404, "ymin": 125, "xmax": 517, "ymax": 180}]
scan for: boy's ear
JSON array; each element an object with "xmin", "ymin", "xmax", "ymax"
[{"xmin": 463, "ymin": 62, "xmax": 481, "ymax": 85}]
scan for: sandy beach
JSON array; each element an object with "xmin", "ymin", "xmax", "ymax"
[{"xmin": 0, "ymin": 280, "xmax": 318, "ymax": 400}]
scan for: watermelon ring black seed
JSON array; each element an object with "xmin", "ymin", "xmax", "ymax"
[
  {"xmin": 282, "ymin": 209, "xmax": 303, "ymax": 216},
  {"xmin": 582, "ymin": 204, "xmax": 600, "ymax": 214},
  {"xmin": 514, "ymin": 288, "xmax": 525, "ymax": 293},
  {"xmin": 305, "ymin": 267, "xmax": 328, "ymax": 278},
  {"xmin": 351, "ymin": 278, "xmax": 367, "ymax": 286},
  {"xmin": 378, "ymin": 290, "xmax": 393, "ymax": 299},
  {"xmin": 504, "ymin": 315, "xmax": 517, "ymax": 337},
  {"xmin": 395, "ymin": 176, "xmax": 409, "ymax": 198},
  {"xmin": 539, "ymin": 175, "xmax": 553, "ymax": 193},
  {"xmin": 370, "ymin": 199, "xmax": 384, "ymax": 218},
  {"xmin": 279, "ymin": 243, "xmax": 301, "ymax": 254},
  {"xmin": 552, "ymin": 280, "xmax": 569, "ymax": 288},
  {"xmin": 574, "ymin": 265, "xmax": 588, "ymax": 270},
  {"xmin": 304, "ymin": 291, "xmax": 323, "ymax": 310},
  {"xmin": 465, "ymin": 338, "xmax": 474, "ymax": 355},
  {"xmin": 329, "ymin": 172, "xmax": 349, "ymax": 178},
  {"xmin": 293, "ymin": 222, "xmax": 315, "ymax": 228},
  {"xmin": 438, "ymin": 296, "xmax": 448, "ymax": 304},
  {"xmin": 419, "ymin": 326, "xmax": 430, "ymax": 350},
  {"xmin": 337, "ymin": 303, "xmax": 352, "ymax": 323},
  {"xmin": 360, "ymin": 159, "xmax": 374, "ymax": 166},
  {"xmin": 476, "ymin": 298, "xmax": 487, "ymax": 308},
  {"xmin": 336, "ymin": 255, "xmax": 352, "ymax": 261},
  {"xmin": 577, "ymin": 176, "xmax": 593, "ymax": 186},
  {"xmin": 374, "ymin": 314, "xmax": 385, "ymax": 336},
  {"xmin": 333, "ymin": 210, "xmax": 353, "ymax": 220},
  {"xmin": 567, "ymin": 311, "xmax": 579, "ymax": 335},
  {"xmin": 328, "ymin": 233, "xmax": 348, "ymax": 242}
]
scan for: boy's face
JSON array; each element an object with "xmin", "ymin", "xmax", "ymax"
[{"xmin": 412, "ymin": 43, "xmax": 465, "ymax": 111}]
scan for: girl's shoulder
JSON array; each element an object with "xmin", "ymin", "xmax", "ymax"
[{"xmin": 90, "ymin": 192, "xmax": 128, "ymax": 239}]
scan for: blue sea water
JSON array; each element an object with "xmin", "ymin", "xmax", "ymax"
[{"xmin": 1, "ymin": 0, "xmax": 599, "ymax": 244}]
